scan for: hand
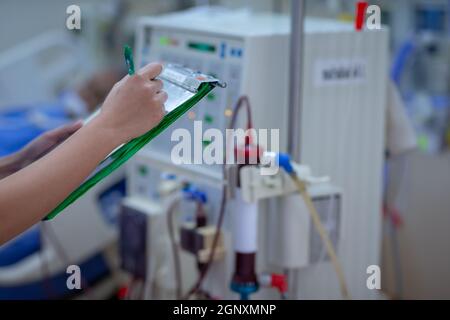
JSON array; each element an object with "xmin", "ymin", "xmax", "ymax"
[
  {"xmin": 0, "ymin": 121, "xmax": 83, "ymax": 179},
  {"xmin": 17, "ymin": 121, "xmax": 83, "ymax": 168},
  {"xmin": 96, "ymin": 62, "xmax": 167, "ymax": 145}
]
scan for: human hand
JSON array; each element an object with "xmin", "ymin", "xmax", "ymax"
[
  {"xmin": 16, "ymin": 121, "xmax": 83, "ymax": 168},
  {"xmin": 0, "ymin": 121, "xmax": 83, "ymax": 179},
  {"xmin": 95, "ymin": 62, "xmax": 167, "ymax": 145}
]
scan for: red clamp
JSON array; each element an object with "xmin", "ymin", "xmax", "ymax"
[{"xmin": 270, "ymin": 273, "xmax": 288, "ymax": 294}]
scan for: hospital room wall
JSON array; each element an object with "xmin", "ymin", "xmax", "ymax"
[
  {"xmin": 0, "ymin": 0, "xmax": 187, "ymax": 53},
  {"xmin": 0, "ymin": 0, "xmax": 282, "ymax": 52},
  {"xmin": 0, "ymin": 0, "xmax": 65, "ymax": 52},
  {"xmin": 0, "ymin": 0, "xmax": 292, "ymax": 77}
]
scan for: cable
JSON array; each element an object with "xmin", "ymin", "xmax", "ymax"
[
  {"xmin": 184, "ymin": 184, "xmax": 227, "ymax": 299},
  {"xmin": 166, "ymin": 196, "xmax": 183, "ymax": 299},
  {"xmin": 289, "ymin": 173, "xmax": 351, "ymax": 300},
  {"xmin": 229, "ymin": 96, "xmax": 253, "ymax": 130},
  {"xmin": 184, "ymin": 95, "xmax": 253, "ymax": 299},
  {"xmin": 317, "ymin": 195, "xmax": 337, "ymax": 262},
  {"xmin": 391, "ymin": 38, "xmax": 416, "ymax": 86}
]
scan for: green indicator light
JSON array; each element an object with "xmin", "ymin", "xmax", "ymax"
[
  {"xmin": 159, "ymin": 36, "xmax": 170, "ymax": 46},
  {"xmin": 204, "ymin": 114, "xmax": 214, "ymax": 124},
  {"xmin": 188, "ymin": 42, "xmax": 216, "ymax": 53},
  {"xmin": 138, "ymin": 165, "xmax": 148, "ymax": 176},
  {"xmin": 207, "ymin": 92, "xmax": 216, "ymax": 101},
  {"xmin": 417, "ymin": 135, "xmax": 429, "ymax": 152}
]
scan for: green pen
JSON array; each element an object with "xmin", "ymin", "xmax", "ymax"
[{"xmin": 124, "ymin": 45, "xmax": 135, "ymax": 75}]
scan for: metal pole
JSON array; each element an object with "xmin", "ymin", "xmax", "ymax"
[{"xmin": 288, "ymin": 0, "xmax": 306, "ymax": 162}]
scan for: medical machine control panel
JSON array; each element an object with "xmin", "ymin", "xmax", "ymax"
[{"xmin": 138, "ymin": 27, "xmax": 244, "ymax": 176}]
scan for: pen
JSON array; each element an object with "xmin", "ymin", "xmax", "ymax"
[{"xmin": 124, "ymin": 45, "xmax": 135, "ymax": 76}]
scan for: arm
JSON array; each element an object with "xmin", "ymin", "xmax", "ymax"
[{"xmin": 0, "ymin": 63, "xmax": 167, "ymax": 244}]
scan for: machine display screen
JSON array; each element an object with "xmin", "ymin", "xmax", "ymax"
[{"xmin": 187, "ymin": 41, "xmax": 216, "ymax": 53}]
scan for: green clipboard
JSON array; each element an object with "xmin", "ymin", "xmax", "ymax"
[{"xmin": 45, "ymin": 64, "xmax": 224, "ymax": 219}]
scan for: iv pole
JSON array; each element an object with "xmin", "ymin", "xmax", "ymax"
[
  {"xmin": 283, "ymin": 0, "xmax": 306, "ymax": 299},
  {"xmin": 288, "ymin": 0, "xmax": 306, "ymax": 163}
]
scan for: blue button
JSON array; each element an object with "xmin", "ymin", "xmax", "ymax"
[{"xmin": 220, "ymin": 43, "xmax": 226, "ymax": 59}]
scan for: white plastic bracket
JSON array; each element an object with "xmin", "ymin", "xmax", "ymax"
[{"xmin": 240, "ymin": 161, "xmax": 330, "ymax": 203}]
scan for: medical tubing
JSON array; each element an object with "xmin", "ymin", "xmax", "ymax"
[
  {"xmin": 289, "ymin": 172, "xmax": 351, "ymax": 300},
  {"xmin": 184, "ymin": 181, "xmax": 227, "ymax": 299},
  {"xmin": 45, "ymin": 83, "xmax": 215, "ymax": 219},
  {"xmin": 185, "ymin": 95, "xmax": 253, "ymax": 299},
  {"xmin": 166, "ymin": 196, "xmax": 183, "ymax": 299}
]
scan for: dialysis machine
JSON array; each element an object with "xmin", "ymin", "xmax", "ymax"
[{"xmin": 122, "ymin": 8, "xmax": 389, "ymax": 299}]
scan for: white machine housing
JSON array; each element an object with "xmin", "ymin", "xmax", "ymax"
[
  {"xmin": 131, "ymin": 9, "xmax": 389, "ymax": 299},
  {"xmin": 135, "ymin": 10, "xmax": 291, "ymax": 180}
]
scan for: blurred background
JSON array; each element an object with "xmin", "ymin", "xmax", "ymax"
[{"xmin": 0, "ymin": 0, "xmax": 449, "ymax": 300}]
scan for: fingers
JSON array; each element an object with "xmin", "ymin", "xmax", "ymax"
[
  {"xmin": 154, "ymin": 90, "xmax": 168, "ymax": 105},
  {"xmin": 146, "ymin": 79, "xmax": 164, "ymax": 94},
  {"xmin": 138, "ymin": 62, "xmax": 163, "ymax": 80},
  {"xmin": 46, "ymin": 121, "xmax": 83, "ymax": 142},
  {"xmin": 18, "ymin": 120, "xmax": 83, "ymax": 165}
]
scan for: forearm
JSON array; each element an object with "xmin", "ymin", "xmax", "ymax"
[
  {"xmin": 0, "ymin": 118, "xmax": 118, "ymax": 244},
  {"xmin": 0, "ymin": 62, "xmax": 165, "ymax": 244}
]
